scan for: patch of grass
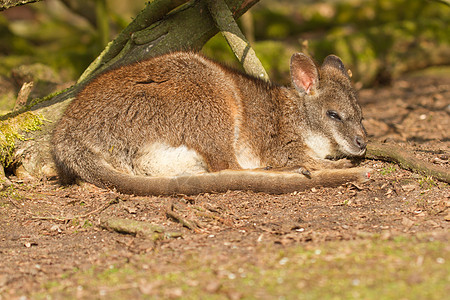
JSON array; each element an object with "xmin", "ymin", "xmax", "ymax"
[
  {"xmin": 0, "ymin": 184, "xmax": 24, "ymax": 202},
  {"xmin": 380, "ymin": 164, "xmax": 397, "ymax": 175},
  {"xmin": 414, "ymin": 197, "xmax": 428, "ymax": 209},
  {"xmin": 418, "ymin": 176, "xmax": 437, "ymax": 189},
  {"xmin": 35, "ymin": 235, "xmax": 449, "ymax": 299},
  {"xmin": 82, "ymin": 220, "xmax": 93, "ymax": 228},
  {"xmin": 41, "ymin": 281, "xmax": 61, "ymax": 291}
]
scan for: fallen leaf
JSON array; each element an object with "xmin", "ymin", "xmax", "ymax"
[{"xmin": 401, "ymin": 184, "xmax": 416, "ymax": 192}]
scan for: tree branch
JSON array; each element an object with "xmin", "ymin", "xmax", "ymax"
[
  {"xmin": 0, "ymin": 0, "xmax": 43, "ymax": 11},
  {"xmin": 77, "ymin": 0, "xmax": 192, "ymax": 83},
  {"xmin": 207, "ymin": 0, "xmax": 269, "ymax": 80}
]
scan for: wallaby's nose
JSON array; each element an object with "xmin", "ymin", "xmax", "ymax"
[{"xmin": 355, "ymin": 135, "xmax": 366, "ymax": 151}]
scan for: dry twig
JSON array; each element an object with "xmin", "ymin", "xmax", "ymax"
[
  {"xmin": 31, "ymin": 197, "xmax": 119, "ymax": 222},
  {"xmin": 165, "ymin": 201, "xmax": 201, "ymax": 232}
]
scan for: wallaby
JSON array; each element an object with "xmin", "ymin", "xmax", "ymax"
[{"xmin": 52, "ymin": 51, "xmax": 369, "ymax": 195}]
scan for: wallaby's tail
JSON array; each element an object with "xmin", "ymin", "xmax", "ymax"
[{"xmin": 92, "ymin": 164, "xmax": 372, "ymax": 196}]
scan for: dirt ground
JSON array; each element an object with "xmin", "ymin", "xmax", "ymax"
[{"xmin": 0, "ymin": 71, "xmax": 449, "ymax": 299}]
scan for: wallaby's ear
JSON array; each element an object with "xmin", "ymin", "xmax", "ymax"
[
  {"xmin": 322, "ymin": 55, "xmax": 349, "ymax": 78},
  {"xmin": 290, "ymin": 53, "xmax": 319, "ymax": 95}
]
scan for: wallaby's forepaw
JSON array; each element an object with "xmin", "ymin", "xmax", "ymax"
[
  {"xmin": 263, "ymin": 165, "xmax": 312, "ymax": 177},
  {"xmin": 296, "ymin": 167, "xmax": 311, "ymax": 177},
  {"xmin": 330, "ymin": 158, "xmax": 355, "ymax": 169},
  {"xmin": 303, "ymin": 158, "xmax": 355, "ymax": 171}
]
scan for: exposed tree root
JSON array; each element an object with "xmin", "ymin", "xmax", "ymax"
[{"xmin": 366, "ymin": 142, "xmax": 450, "ymax": 183}]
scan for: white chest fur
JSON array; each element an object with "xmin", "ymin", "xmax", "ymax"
[
  {"xmin": 304, "ymin": 132, "xmax": 332, "ymax": 159},
  {"xmin": 235, "ymin": 144, "xmax": 261, "ymax": 169}
]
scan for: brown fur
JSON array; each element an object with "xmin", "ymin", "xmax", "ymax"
[{"xmin": 52, "ymin": 52, "xmax": 368, "ymax": 195}]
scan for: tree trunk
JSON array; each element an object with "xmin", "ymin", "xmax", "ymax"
[{"xmin": 0, "ymin": 0, "xmax": 260, "ymax": 181}]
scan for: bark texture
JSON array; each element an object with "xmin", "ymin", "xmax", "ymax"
[{"xmin": 0, "ymin": 0, "xmax": 43, "ymax": 11}]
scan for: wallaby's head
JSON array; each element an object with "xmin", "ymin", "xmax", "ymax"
[{"xmin": 290, "ymin": 53, "xmax": 367, "ymax": 159}]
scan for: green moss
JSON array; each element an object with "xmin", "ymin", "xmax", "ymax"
[{"xmin": 0, "ymin": 112, "xmax": 45, "ymax": 167}]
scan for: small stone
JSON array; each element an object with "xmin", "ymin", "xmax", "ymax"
[
  {"xmin": 205, "ymin": 281, "xmax": 221, "ymax": 293},
  {"xmin": 50, "ymin": 224, "xmax": 62, "ymax": 233},
  {"xmin": 444, "ymin": 212, "xmax": 450, "ymax": 222},
  {"xmin": 0, "ymin": 274, "xmax": 8, "ymax": 287},
  {"xmin": 139, "ymin": 280, "xmax": 162, "ymax": 295},
  {"xmin": 431, "ymin": 157, "xmax": 446, "ymax": 164},
  {"xmin": 124, "ymin": 205, "xmax": 137, "ymax": 214},
  {"xmin": 165, "ymin": 287, "xmax": 183, "ymax": 298},
  {"xmin": 402, "ymin": 217, "xmax": 415, "ymax": 228}
]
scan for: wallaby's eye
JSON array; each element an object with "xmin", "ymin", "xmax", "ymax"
[{"xmin": 326, "ymin": 110, "xmax": 342, "ymax": 121}]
